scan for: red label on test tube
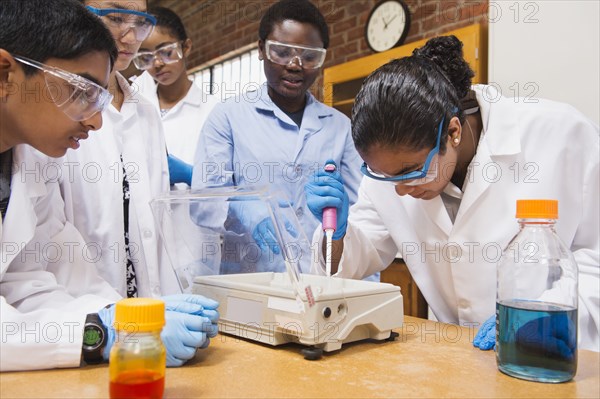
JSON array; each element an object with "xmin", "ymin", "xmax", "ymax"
[{"xmin": 323, "ymin": 164, "xmax": 337, "ymax": 231}]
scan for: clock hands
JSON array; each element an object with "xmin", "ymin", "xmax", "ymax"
[{"xmin": 383, "ymin": 14, "xmax": 397, "ymax": 29}]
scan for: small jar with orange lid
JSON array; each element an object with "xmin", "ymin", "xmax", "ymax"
[
  {"xmin": 109, "ymin": 298, "xmax": 166, "ymax": 399},
  {"xmin": 496, "ymin": 199, "xmax": 578, "ymax": 383}
]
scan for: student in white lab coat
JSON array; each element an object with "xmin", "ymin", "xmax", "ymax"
[
  {"xmin": 63, "ymin": 0, "xmax": 178, "ymax": 297},
  {"xmin": 0, "ymin": 0, "xmax": 121, "ymax": 371},
  {"xmin": 1, "ymin": 0, "xmax": 219, "ymax": 372},
  {"xmin": 306, "ymin": 36, "xmax": 599, "ymax": 351},
  {"xmin": 132, "ymin": 6, "xmax": 218, "ymax": 187}
]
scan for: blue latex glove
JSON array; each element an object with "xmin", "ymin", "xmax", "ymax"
[
  {"xmin": 233, "ymin": 201, "xmax": 298, "ymax": 255},
  {"xmin": 162, "ymin": 294, "xmax": 220, "ymax": 338},
  {"xmin": 253, "ymin": 216, "xmax": 298, "ymax": 255},
  {"xmin": 161, "ymin": 294, "xmax": 220, "ymax": 366},
  {"xmin": 168, "ymin": 153, "xmax": 193, "ymax": 186},
  {"xmin": 162, "ymin": 310, "xmax": 216, "ymax": 367},
  {"xmin": 473, "ymin": 315, "xmax": 496, "ymax": 350},
  {"xmin": 514, "ymin": 314, "xmax": 576, "ymax": 361},
  {"xmin": 305, "ymin": 160, "xmax": 349, "ymax": 240},
  {"xmin": 98, "ymin": 294, "xmax": 220, "ymax": 366}
]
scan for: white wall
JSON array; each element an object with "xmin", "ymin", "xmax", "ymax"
[{"xmin": 488, "ymin": 0, "xmax": 599, "ymax": 125}]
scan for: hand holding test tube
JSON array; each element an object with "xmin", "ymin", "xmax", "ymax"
[{"xmin": 323, "ymin": 163, "xmax": 337, "ymax": 277}]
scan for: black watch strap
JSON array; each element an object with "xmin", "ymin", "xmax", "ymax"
[{"xmin": 82, "ymin": 313, "xmax": 107, "ymax": 365}]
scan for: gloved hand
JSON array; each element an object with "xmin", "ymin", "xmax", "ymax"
[
  {"xmin": 161, "ymin": 294, "xmax": 220, "ymax": 367},
  {"xmin": 168, "ymin": 153, "xmax": 193, "ymax": 186},
  {"xmin": 514, "ymin": 314, "xmax": 576, "ymax": 361},
  {"xmin": 162, "ymin": 294, "xmax": 220, "ymax": 338},
  {"xmin": 473, "ymin": 314, "xmax": 496, "ymax": 350},
  {"xmin": 233, "ymin": 201, "xmax": 297, "ymax": 255},
  {"xmin": 305, "ymin": 160, "xmax": 349, "ymax": 240},
  {"xmin": 98, "ymin": 294, "xmax": 220, "ymax": 367},
  {"xmin": 162, "ymin": 310, "xmax": 216, "ymax": 367},
  {"xmin": 253, "ymin": 216, "xmax": 298, "ymax": 255}
]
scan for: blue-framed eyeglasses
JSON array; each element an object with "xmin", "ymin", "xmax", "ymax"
[
  {"xmin": 86, "ymin": 6, "xmax": 156, "ymax": 42},
  {"xmin": 361, "ymin": 115, "xmax": 446, "ymax": 186}
]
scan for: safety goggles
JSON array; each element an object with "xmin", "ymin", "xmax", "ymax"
[
  {"xmin": 86, "ymin": 6, "xmax": 156, "ymax": 42},
  {"xmin": 264, "ymin": 40, "xmax": 327, "ymax": 69},
  {"xmin": 133, "ymin": 42, "xmax": 183, "ymax": 70},
  {"xmin": 361, "ymin": 116, "xmax": 446, "ymax": 186},
  {"xmin": 13, "ymin": 55, "xmax": 113, "ymax": 122}
]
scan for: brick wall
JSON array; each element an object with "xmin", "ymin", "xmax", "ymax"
[{"xmin": 149, "ymin": 0, "xmax": 488, "ymax": 96}]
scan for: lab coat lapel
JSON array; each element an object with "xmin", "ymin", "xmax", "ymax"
[
  {"xmin": 0, "ymin": 146, "xmax": 46, "ymax": 272},
  {"xmin": 294, "ymin": 97, "xmax": 326, "ymax": 159},
  {"xmin": 456, "ymin": 142, "xmax": 494, "ymax": 220},
  {"xmin": 421, "ymin": 195, "xmax": 453, "ymax": 236},
  {"xmin": 456, "ymin": 85, "xmax": 521, "ymax": 221}
]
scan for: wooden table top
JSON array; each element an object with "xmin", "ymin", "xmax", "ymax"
[{"xmin": 1, "ymin": 316, "xmax": 598, "ymax": 398}]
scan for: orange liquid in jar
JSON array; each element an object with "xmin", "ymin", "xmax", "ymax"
[{"xmin": 110, "ymin": 369, "xmax": 164, "ymax": 399}]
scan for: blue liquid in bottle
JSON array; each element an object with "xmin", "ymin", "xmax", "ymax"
[{"xmin": 497, "ymin": 299, "xmax": 577, "ymax": 383}]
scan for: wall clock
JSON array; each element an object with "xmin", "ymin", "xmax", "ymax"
[{"xmin": 365, "ymin": 0, "xmax": 411, "ymax": 53}]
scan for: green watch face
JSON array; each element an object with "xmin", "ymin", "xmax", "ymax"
[{"xmin": 83, "ymin": 327, "xmax": 102, "ymax": 346}]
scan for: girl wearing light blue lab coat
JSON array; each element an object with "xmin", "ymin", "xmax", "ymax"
[{"xmin": 192, "ymin": 0, "xmax": 364, "ymax": 275}]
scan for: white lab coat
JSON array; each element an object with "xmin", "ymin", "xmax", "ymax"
[
  {"xmin": 133, "ymin": 72, "xmax": 219, "ymax": 165},
  {"xmin": 317, "ymin": 85, "xmax": 600, "ymax": 351},
  {"xmin": 1, "ymin": 145, "xmax": 121, "ymax": 371},
  {"xmin": 60, "ymin": 73, "xmax": 178, "ymax": 298}
]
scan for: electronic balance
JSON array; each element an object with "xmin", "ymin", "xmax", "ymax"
[{"xmin": 151, "ymin": 186, "xmax": 403, "ymax": 359}]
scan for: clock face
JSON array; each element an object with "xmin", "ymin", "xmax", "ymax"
[{"xmin": 366, "ymin": 0, "xmax": 410, "ymax": 52}]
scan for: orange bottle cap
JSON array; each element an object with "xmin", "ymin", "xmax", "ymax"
[
  {"xmin": 516, "ymin": 199, "xmax": 558, "ymax": 219},
  {"xmin": 113, "ymin": 298, "xmax": 165, "ymax": 332}
]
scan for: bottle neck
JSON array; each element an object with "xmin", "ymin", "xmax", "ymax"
[{"xmin": 518, "ymin": 218, "xmax": 557, "ymax": 227}]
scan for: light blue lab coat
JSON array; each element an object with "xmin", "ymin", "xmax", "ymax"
[{"xmin": 192, "ymin": 83, "xmax": 364, "ymax": 274}]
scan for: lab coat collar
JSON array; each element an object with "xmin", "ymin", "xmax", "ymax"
[
  {"xmin": 180, "ymin": 81, "xmax": 206, "ymax": 108},
  {"xmin": 0, "ymin": 145, "xmax": 47, "ymax": 272},
  {"xmin": 472, "ymin": 84, "xmax": 521, "ymax": 156},
  {"xmin": 113, "ymin": 73, "xmax": 140, "ymax": 123},
  {"xmin": 254, "ymin": 83, "xmax": 333, "ymax": 129},
  {"xmin": 452, "ymin": 85, "xmax": 522, "ymax": 224}
]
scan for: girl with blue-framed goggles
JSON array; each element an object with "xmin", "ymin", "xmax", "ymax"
[
  {"xmin": 361, "ymin": 115, "xmax": 446, "ymax": 186},
  {"xmin": 86, "ymin": 6, "xmax": 157, "ymax": 41}
]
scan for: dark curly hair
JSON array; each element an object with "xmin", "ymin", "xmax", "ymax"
[
  {"xmin": 352, "ymin": 35, "xmax": 475, "ymax": 155},
  {"xmin": 259, "ymin": 0, "xmax": 329, "ymax": 48}
]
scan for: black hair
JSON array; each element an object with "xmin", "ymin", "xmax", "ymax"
[
  {"xmin": 149, "ymin": 6, "xmax": 188, "ymax": 41},
  {"xmin": 259, "ymin": 0, "xmax": 330, "ymax": 48},
  {"xmin": 352, "ymin": 35, "xmax": 475, "ymax": 155},
  {"xmin": 0, "ymin": 0, "xmax": 117, "ymax": 76}
]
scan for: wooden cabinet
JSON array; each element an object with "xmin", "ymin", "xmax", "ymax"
[
  {"xmin": 323, "ymin": 23, "xmax": 487, "ymax": 116},
  {"xmin": 382, "ymin": 259, "xmax": 428, "ymax": 319}
]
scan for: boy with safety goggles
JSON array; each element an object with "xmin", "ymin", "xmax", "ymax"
[{"xmin": 0, "ymin": 0, "xmax": 121, "ymax": 371}]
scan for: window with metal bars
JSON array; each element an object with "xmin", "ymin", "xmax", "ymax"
[{"xmin": 191, "ymin": 47, "xmax": 266, "ymax": 101}]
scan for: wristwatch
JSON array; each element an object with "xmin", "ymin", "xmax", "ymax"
[{"xmin": 82, "ymin": 313, "xmax": 107, "ymax": 364}]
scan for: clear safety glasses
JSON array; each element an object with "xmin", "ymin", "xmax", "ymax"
[
  {"xmin": 133, "ymin": 42, "xmax": 183, "ymax": 70},
  {"xmin": 264, "ymin": 40, "xmax": 327, "ymax": 69},
  {"xmin": 86, "ymin": 6, "xmax": 156, "ymax": 42},
  {"xmin": 361, "ymin": 116, "xmax": 446, "ymax": 186},
  {"xmin": 13, "ymin": 55, "xmax": 113, "ymax": 122}
]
